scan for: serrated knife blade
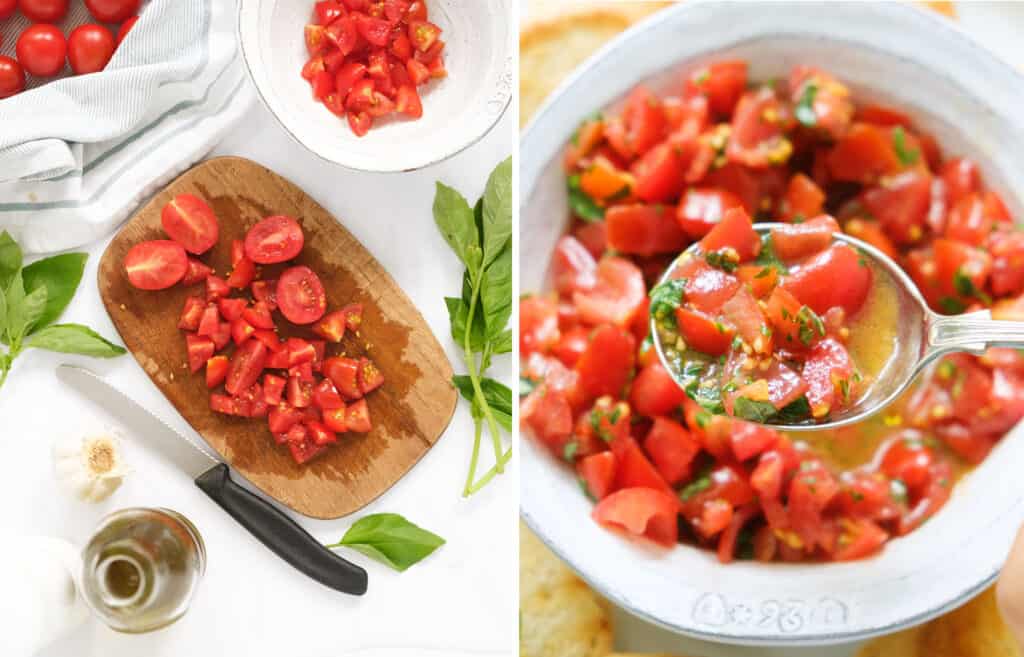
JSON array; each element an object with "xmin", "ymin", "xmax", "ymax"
[
  {"xmin": 56, "ymin": 364, "xmax": 369, "ymax": 595},
  {"xmin": 57, "ymin": 364, "xmax": 219, "ymax": 478}
]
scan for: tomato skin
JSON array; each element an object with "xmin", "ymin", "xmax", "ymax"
[
  {"xmin": 519, "ymin": 295, "xmax": 559, "ymax": 357},
  {"xmin": 572, "ymin": 257, "xmax": 646, "ymax": 328},
  {"xmin": 990, "ymin": 230, "xmax": 1024, "ymax": 297},
  {"xmin": 676, "ymin": 187, "xmax": 745, "ymax": 239},
  {"xmin": 608, "ymin": 86, "xmax": 667, "ymax": 159},
  {"xmin": 629, "ymin": 362, "xmax": 688, "ymax": 417},
  {"xmin": 827, "ymin": 123, "xmax": 902, "ymax": 184},
  {"xmin": 19, "ymin": 0, "xmax": 68, "ymax": 22},
  {"xmin": 944, "ymin": 193, "xmax": 993, "ymax": 247},
  {"xmin": 178, "ymin": 296, "xmax": 205, "ymax": 331},
  {"xmin": 802, "ymin": 338, "xmax": 856, "ymax": 419},
  {"xmin": 675, "ymin": 306, "xmax": 734, "ymax": 356},
  {"xmin": 770, "ymin": 215, "xmax": 839, "ymax": 261},
  {"xmin": 860, "ymin": 170, "xmax": 932, "ymax": 245},
  {"xmin": 85, "ymin": 0, "xmax": 140, "ymax": 22},
  {"xmin": 161, "ymin": 194, "xmax": 219, "ymax": 255},
  {"xmin": 643, "ymin": 417, "xmax": 699, "ymax": 485},
  {"xmin": 552, "ymin": 235, "xmax": 596, "ymax": 296},
  {"xmin": 17, "ymin": 24, "xmax": 67, "ymax": 78},
  {"xmin": 631, "ymin": 143, "xmax": 686, "ymax": 203},
  {"xmin": 226, "ymin": 339, "xmax": 267, "ymax": 396},
  {"xmin": 782, "ymin": 244, "xmax": 872, "ymax": 316},
  {"xmin": 577, "ymin": 452, "xmax": 617, "ymax": 500},
  {"xmin": 686, "ymin": 60, "xmax": 747, "ymax": 117},
  {"xmin": 0, "ymin": 56, "xmax": 25, "ymax": 99},
  {"xmin": 244, "ymin": 215, "xmax": 304, "ymax": 264},
  {"xmin": 832, "ymin": 518, "xmax": 888, "ymax": 561},
  {"xmin": 0, "ymin": 0, "xmax": 16, "ymax": 18},
  {"xmin": 124, "ymin": 240, "xmax": 188, "ymax": 290},
  {"xmin": 275, "ymin": 266, "xmax": 327, "ymax": 325},
  {"xmin": 592, "ymin": 487, "xmax": 680, "ymax": 547},
  {"xmin": 575, "ymin": 324, "xmax": 636, "ymax": 399},
  {"xmin": 727, "ymin": 87, "xmax": 793, "ymax": 168},
  {"xmin": 226, "ymin": 248, "xmax": 255, "ymax": 289},
  {"xmin": 605, "ymin": 204, "xmax": 687, "ymax": 256},
  {"xmin": 324, "ymin": 356, "xmax": 362, "ymax": 400},
  {"xmin": 185, "ymin": 335, "xmax": 214, "ymax": 373},
  {"xmin": 700, "ymin": 208, "xmax": 761, "ymax": 262},
  {"xmin": 521, "ymin": 385, "xmax": 573, "ymax": 450},
  {"xmin": 206, "ymin": 355, "xmax": 229, "ymax": 389}
]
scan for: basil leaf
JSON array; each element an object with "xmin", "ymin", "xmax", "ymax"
[
  {"xmin": 732, "ymin": 396, "xmax": 778, "ymax": 423},
  {"xmin": 753, "ymin": 235, "xmax": 789, "ymax": 274},
  {"xmin": 567, "ymin": 174, "xmax": 604, "ymax": 222},
  {"xmin": 26, "ymin": 323, "xmax": 126, "ymax": 357},
  {"xmin": 520, "ymin": 375, "xmax": 539, "ymax": 397},
  {"xmin": 794, "ymin": 81, "xmax": 818, "ymax": 127},
  {"xmin": 22, "ymin": 253, "xmax": 87, "ymax": 332},
  {"xmin": 953, "ymin": 268, "xmax": 992, "ymax": 304},
  {"xmin": 4, "ymin": 271, "xmax": 26, "ymax": 343},
  {"xmin": 939, "ymin": 296, "xmax": 966, "ymax": 314},
  {"xmin": 892, "ymin": 126, "xmax": 920, "ymax": 166},
  {"xmin": 686, "ymin": 381, "xmax": 725, "ymax": 415},
  {"xmin": 332, "ymin": 513, "xmax": 445, "ymax": 572},
  {"xmin": 480, "ymin": 242, "xmax": 512, "ymax": 341},
  {"xmin": 21, "ymin": 285, "xmax": 48, "ymax": 336},
  {"xmin": 776, "ymin": 396, "xmax": 812, "ymax": 423},
  {"xmin": 680, "ymin": 475, "xmax": 711, "ymax": 501},
  {"xmin": 452, "ymin": 375, "xmax": 512, "ymax": 431},
  {"xmin": 649, "ymin": 278, "xmax": 686, "ymax": 321},
  {"xmin": 433, "ymin": 182, "xmax": 480, "ymax": 274},
  {"xmin": 0, "ymin": 231, "xmax": 22, "ymax": 290},
  {"xmin": 481, "ymin": 156, "xmax": 513, "ymax": 269},
  {"xmin": 491, "ymin": 329, "xmax": 513, "ymax": 355}
]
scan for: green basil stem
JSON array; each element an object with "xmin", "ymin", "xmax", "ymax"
[
  {"xmin": 463, "ymin": 416, "xmax": 484, "ymax": 496},
  {"xmin": 467, "ymin": 447, "xmax": 513, "ymax": 495},
  {"xmin": 462, "ymin": 274, "xmax": 505, "ymax": 475}
]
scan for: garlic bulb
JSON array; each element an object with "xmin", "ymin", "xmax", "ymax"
[{"xmin": 53, "ymin": 431, "xmax": 128, "ymax": 503}]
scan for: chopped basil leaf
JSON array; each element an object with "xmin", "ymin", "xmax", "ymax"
[
  {"xmin": 794, "ymin": 81, "xmax": 819, "ymax": 127},
  {"xmin": 952, "ymin": 268, "xmax": 992, "ymax": 304},
  {"xmin": 578, "ymin": 477, "xmax": 596, "ymax": 502},
  {"xmin": 754, "ymin": 267, "xmax": 773, "ymax": 279},
  {"xmin": 732, "ymin": 397, "xmax": 778, "ymax": 423},
  {"xmin": 520, "ymin": 375, "xmax": 539, "ymax": 397},
  {"xmin": 649, "ymin": 278, "xmax": 687, "ymax": 321},
  {"xmin": 939, "ymin": 296, "xmax": 967, "ymax": 314},
  {"xmin": 892, "ymin": 126, "xmax": 920, "ymax": 166},
  {"xmin": 679, "ymin": 475, "xmax": 711, "ymax": 501},
  {"xmin": 563, "ymin": 441, "xmax": 578, "ymax": 462},
  {"xmin": 567, "ymin": 174, "xmax": 604, "ymax": 222},
  {"xmin": 775, "ymin": 396, "xmax": 812, "ymax": 423},
  {"xmin": 705, "ymin": 249, "xmax": 738, "ymax": 273},
  {"xmin": 753, "ymin": 235, "xmax": 789, "ymax": 274}
]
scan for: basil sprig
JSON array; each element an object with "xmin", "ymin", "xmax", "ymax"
[
  {"xmin": 0, "ymin": 232, "xmax": 124, "ymax": 391},
  {"xmin": 434, "ymin": 158, "xmax": 514, "ymax": 496}
]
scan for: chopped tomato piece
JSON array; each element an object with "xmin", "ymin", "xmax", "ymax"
[
  {"xmin": 186, "ymin": 335, "xmax": 214, "ymax": 373},
  {"xmin": 699, "ymin": 208, "xmax": 761, "ymax": 263},
  {"xmin": 178, "ymin": 296, "xmax": 205, "ymax": 331},
  {"xmin": 205, "ymin": 355, "xmax": 229, "ymax": 388},
  {"xmin": 346, "ymin": 398, "xmax": 372, "ymax": 432},
  {"xmin": 575, "ymin": 324, "xmax": 636, "ymax": 399},
  {"xmin": 572, "ymin": 257, "xmax": 646, "ymax": 327},
  {"xmin": 675, "ymin": 306, "xmax": 734, "ymax": 356},
  {"xmin": 324, "ymin": 356, "xmax": 363, "ymax": 400},
  {"xmin": 182, "ymin": 258, "xmax": 212, "ymax": 285},
  {"xmin": 605, "ymin": 203, "xmax": 687, "ymax": 256},
  {"xmin": 769, "ymin": 215, "xmax": 839, "ymax": 260},
  {"xmin": 782, "ymin": 244, "xmax": 872, "ymax": 315},
  {"xmin": 644, "ymin": 417, "xmax": 699, "ymax": 485},
  {"xmin": 577, "ymin": 452, "xmax": 617, "ymax": 500}
]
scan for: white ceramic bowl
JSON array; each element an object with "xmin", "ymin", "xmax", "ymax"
[
  {"xmin": 521, "ymin": 0, "xmax": 1024, "ymax": 646},
  {"xmin": 238, "ymin": 0, "xmax": 513, "ymax": 172}
]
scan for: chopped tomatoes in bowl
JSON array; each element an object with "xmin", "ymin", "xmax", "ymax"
[
  {"xmin": 125, "ymin": 193, "xmax": 385, "ymax": 466},
  {"xmin": 520, "ymin": 59, "xmax": 1024, "ymax": 568}
]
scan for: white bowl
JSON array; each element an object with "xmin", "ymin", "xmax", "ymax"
[
  {"xmin": 238, "ymin": 0, "xmax": 513, "ymax": 172},
  {"xmin": 520, "ymin": 0, "xmax": 1024, "ymax": 646}
]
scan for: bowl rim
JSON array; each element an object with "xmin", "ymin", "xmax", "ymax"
[
  {"xmin": 520, "ymin": 0, "xmax": 1024, "ymax": 646},
  {"xmin": 235, "ymin": 0, "xmax": 513, "ymax": 173}
]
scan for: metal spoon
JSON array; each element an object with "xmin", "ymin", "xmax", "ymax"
[{"xmin": 651, "ymin": 223, "xmax": 1024, "ymax": 431}]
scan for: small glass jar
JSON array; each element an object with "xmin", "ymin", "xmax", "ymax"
[{"xmin": 80, "ymin": 508, "xmax": 206, "ymax": 633}]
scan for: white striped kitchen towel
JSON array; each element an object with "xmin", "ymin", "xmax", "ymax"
[{"xmin": 0, "ymin": 0, "xmax": 254, "ymax": 253}]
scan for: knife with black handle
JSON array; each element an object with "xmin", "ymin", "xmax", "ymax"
[{"xmin": 57, "ymin": 364, "xmax": 368, "ymax": 595}]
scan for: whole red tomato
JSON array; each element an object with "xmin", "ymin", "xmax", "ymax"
[
  {"xmin": 16, "ymin": 25, "xmax": 67, "ymax": 78},
  {"xmin": 19, "ymin": 0, "xmax": 68, "ymax": 22},
  {"xmin": 84, "ymin": 0, "xmax": 139, "ymax": 23},
  {"xmin": 68, "ymin": 24, "xmax": 115, "ymax": 75},
  {"xmin": 0, "ymin": 56, "xmax": 26, "ymax": 99},
  {"xmin": 116, "ymin": 15, "xmax": 139, "ymax": 45},
  {"xmin": 0, "ymin": 0, "xmax": 16, "ymax": 20}
]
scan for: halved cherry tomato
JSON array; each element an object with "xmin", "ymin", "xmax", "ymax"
[
  {"xmin": 346, "ymin": 398, "xmax": 372, "ymax": 432},
  {"xmin": 276, "ymin": 266, "xmax": 327, "ymax": 324},
  {"xmin": 124, "ymin": 240, "xmax": 188, "ymax": 290},
  {"xmin": 161, "ymin": 194, "xmax": 219, "ymax": 255},
  {"xmin": 226, "ymin": 339, "xmax": 267, "ymax": 396},
  {"xmin": 244, "ymin": 215, "xmax": 304, "ymax": 264}
]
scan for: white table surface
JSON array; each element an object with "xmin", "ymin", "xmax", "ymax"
[
  {"xmin": 1, "ymin": 84, "xmax": 517, "ymax": 656},
  {"xmin": 518, "ymin": 1, "xmax": 1024, "ymax": 656}
]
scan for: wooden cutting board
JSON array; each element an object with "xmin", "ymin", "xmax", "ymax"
[{"xmin": 98, "ymin": 156, "xmax": 457, "ymax": 519}]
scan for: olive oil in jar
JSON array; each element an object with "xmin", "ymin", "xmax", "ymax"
[{"xmin": 80, "ymin": 508, "xmax": 205, "ymax": 633}]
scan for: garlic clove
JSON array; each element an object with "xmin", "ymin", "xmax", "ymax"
[{"xmin": 53, "ymin": 430, "xmax": 128, "ymax": 503}]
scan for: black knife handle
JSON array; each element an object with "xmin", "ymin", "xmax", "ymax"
[{"xmin": 195, "ymin": 464, "xmax": 368, "ymax": 595}]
